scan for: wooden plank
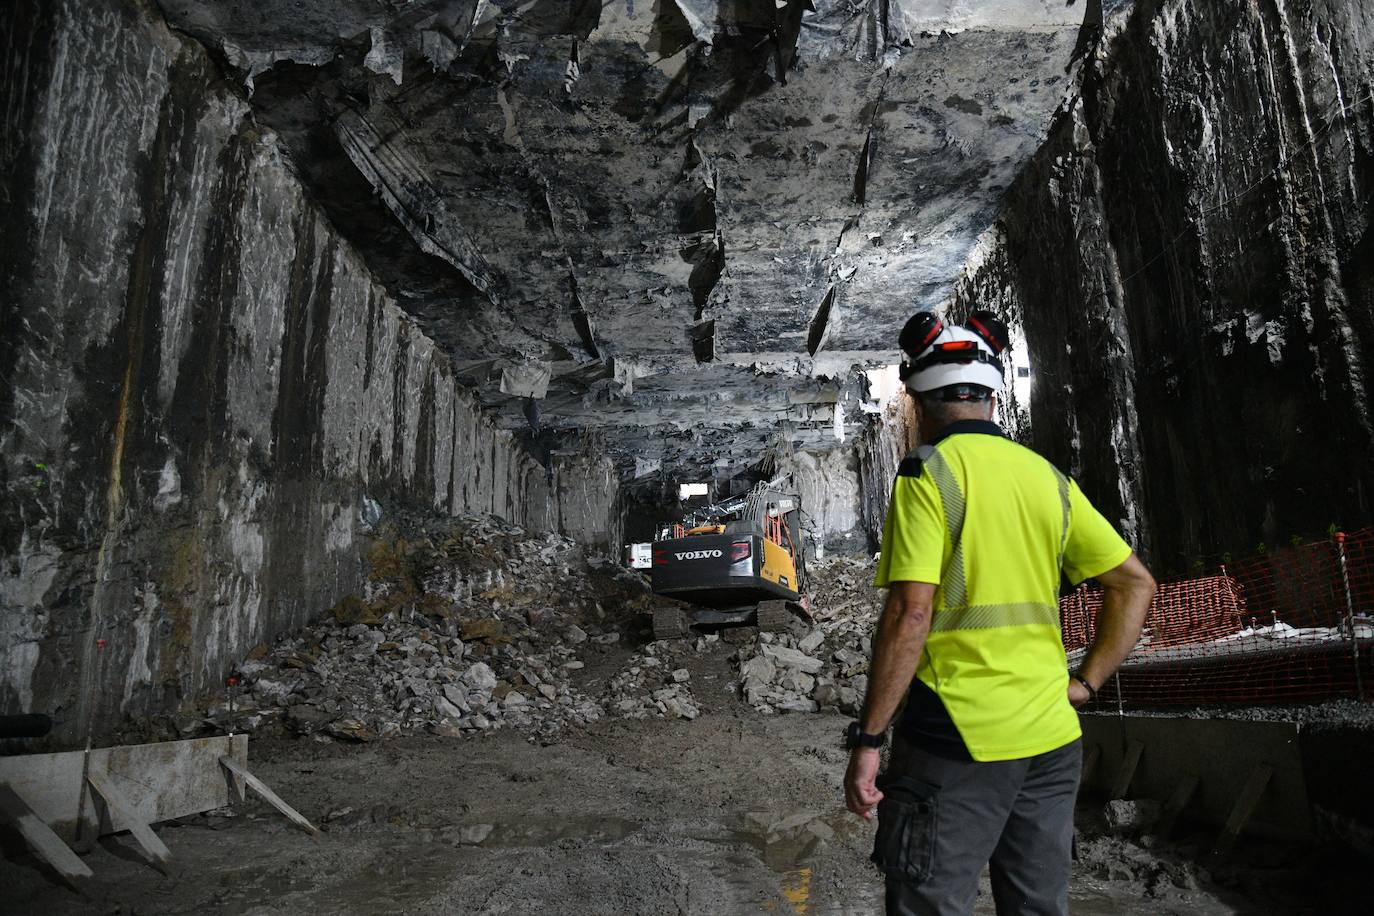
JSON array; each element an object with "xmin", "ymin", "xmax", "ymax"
[
  {"xmin": 0, "ymin": 782, "xmax": 93, "ymax": 886},
  {"xmin": 1108, "ymin": 739, "xmax": 1145, "ymax": 800},
  {"xmin": 1081, "ymin": 744, "xmax": 1102, "ymax": 788},
  {"xmin": 226, "ymin": 763, "xmax": 246, "ymax": 803},
  {"xmin": 86, "ymin": 772, "xmax": 172, "ymax": 874},
  {"xmin": 74, "ymin": 745, "xmax": 94, "ymax": 852},
  {"xmin": 1079, "ymin": 716, "xmax": 1310, "ymax": 841},
  {"xmin": 1156, "ymin": 775, "xmax": 1200, "ymax": 839},
  {"xmin": 217, "ymin": 756, "xmax": 320, "ymax": 838},
  {"xmin": 0, "ymin": 735, "xmax": 247, "ymax": 843},
  {"xmin": 1212, "ymin": 763, "xmax": 1273, "ymax": 857}
]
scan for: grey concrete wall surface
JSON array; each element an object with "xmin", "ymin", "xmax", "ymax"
[
  {"xmin": 772, "ymin": 447, "xmax": 867, "ymax": 556},
  {"xmin": 954, "ymin": 0, "xmax": 1374, "ymax": 569},
  {"xmin": 0, "ymin": 0, "xmax": 619, "ymax": 743},
  {"xmin": 1079, "ymin": 714, "xmax": 1314, "ymax": 841}
]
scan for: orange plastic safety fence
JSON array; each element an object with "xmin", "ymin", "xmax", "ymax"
[{"xmin": 1060, "ymin": 529, "xmax": 1374, "ymax": 708}]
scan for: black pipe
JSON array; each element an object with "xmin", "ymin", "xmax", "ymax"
[{"xmin": 0, "ymin": 714, "xmax": 53, "ymax": 738}]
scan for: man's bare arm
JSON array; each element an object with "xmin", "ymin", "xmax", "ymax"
[
  {"xmin": 845, "ymin": 580, "xmax": 936, "ymax": 819},
  {"xmin": 859, "ymin": 580, "xmax": 936, "ymax": 734},
  {"xmin": 1069, "ymin": 553, "xmax": 1155, "ymax": 706}
]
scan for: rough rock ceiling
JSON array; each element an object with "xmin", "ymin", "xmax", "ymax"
[{"xmin": 157, "ymin": 0, "xmax": 1090, "ymax": 483}]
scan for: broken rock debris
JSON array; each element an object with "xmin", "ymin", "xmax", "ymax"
[
  {"xmin": 198, "ymin": 514, "xmax": 747, "ymax": 743},
  {"xmin": 733, "ymin": 557, "xmax": 881, "ymax": 716},
  {"xmin": 191, "ymin": 518, "xmax": 885, "ymax": 744},
  {"xmin": 602, "ymin": 641, "xmax": 703, "ymax": 721},
  {"xmin": 200, "ymin": 515, "xmax": 658, "ymax": 742}
]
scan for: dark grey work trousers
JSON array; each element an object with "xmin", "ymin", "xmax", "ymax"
[{"xmin": 872, "ymin": 735, "xmax": 1082, "ymax": 916}]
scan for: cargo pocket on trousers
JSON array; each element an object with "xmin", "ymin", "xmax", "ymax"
[{"xmin": 870, "ymin": 775, "xmax": 938, "ymax": 884}]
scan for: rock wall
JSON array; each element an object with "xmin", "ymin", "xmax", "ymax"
[
  {"xmin": 856, "ymin": 395, "xmax": 917, "ymax": 552},
  {"xmin": 772, "ymin": 448, "xmax": 867, "ymax": 556},
  {"xmin": 0, "ymin": 0, "xmax": 618, "ymax": 742},
  {"xmin": 955, "ymin": 0, "xmax": 1374, "ymax": 569}
]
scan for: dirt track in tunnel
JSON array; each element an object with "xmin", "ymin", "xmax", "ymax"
[{"xmin": 3, "ymin": 643, "xmax": 1368, "ymax": 915}]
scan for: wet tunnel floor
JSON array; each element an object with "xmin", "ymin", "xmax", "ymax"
[{"xmin": 0, "ymin": 712, "xmax": 1359, "ymax": 915}]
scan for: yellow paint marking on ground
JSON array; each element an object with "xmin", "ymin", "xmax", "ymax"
[{"xmin": 782, "ymin": 867, "xmax": 812, "ymax": 913}]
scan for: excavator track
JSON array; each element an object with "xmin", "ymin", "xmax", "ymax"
[
  {"xmin": 653, "ymin": 605, "xmax": 691, "ymax": 641},
  {"xmin": 755, "ymin": 600, "xmax": 790, "ymax": 632}
]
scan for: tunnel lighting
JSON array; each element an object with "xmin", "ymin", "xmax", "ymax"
[
  {"xmin": 863, "ymin": 365, "xmax": 903, "ymax": 408},
  {"xmin": 1008, "ymin": 325, "xmax": 1032, "ymax": 407},
  {"xmin": 679, "ymin": 482, "xmax": 709, "ymax": 499}
]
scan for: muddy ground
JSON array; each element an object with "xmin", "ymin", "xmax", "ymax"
[{"xmin": 3, "ymin": 643, "xmax": 1370, "ymax": 915}]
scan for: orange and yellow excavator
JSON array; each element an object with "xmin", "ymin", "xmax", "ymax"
[{"xmin": 647, "ymin": 478, "xmax": 809, "ymax": 639}]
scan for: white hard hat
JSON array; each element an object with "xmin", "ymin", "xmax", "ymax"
[{"xmin": 897, "ymin": 311, "xmax": 1008, "ymax": 396}]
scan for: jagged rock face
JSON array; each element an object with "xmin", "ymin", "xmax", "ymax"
[
  {"xmin": 154, "ymin": 0, "xmax": 1089, "ymax": 481},
  {"xmin": 954, "ymin": 0, "xmax": 1374, "ymax": 567},
  {"xmin": 15, "ymin": 0, "xmax": 1371, "ymax": 740},
  {"xmin": 0, "ymin": 0, "xmax": 618, "ymax": 739}
]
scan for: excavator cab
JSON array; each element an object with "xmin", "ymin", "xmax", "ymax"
[{"xmin": 649, "ymin": 479, "xmax": 808, "ymax": 639}]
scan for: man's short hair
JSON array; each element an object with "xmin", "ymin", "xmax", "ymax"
[{"xmin": 913, "ymin": 385, "xmax": 994, "ymax": 426}]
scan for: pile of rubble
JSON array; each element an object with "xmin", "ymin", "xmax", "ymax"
[
  {"xmin": 600, "ymin": 639, "xmax": 708, "ymax": 721},
  {"xmin": 216, "ymin": 614, "xmax": 609, "ymax": 743},
  {"xmin": 198, "ymin": 513, "xmax": 690, "ymax": 743},
  {"xmin": 733, "ymin": 557, "xmax": 882, "ymax": 716},
  {"xmin": 181, "ymin": 525, "xmax": 884, "ymax": 743}
]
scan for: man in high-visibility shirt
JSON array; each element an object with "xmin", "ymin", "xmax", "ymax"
[{"xmin": 843, "ymin": 310, "xmax": 1156, "ymax": 916}]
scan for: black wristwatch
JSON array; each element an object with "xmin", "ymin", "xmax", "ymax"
[
  {"xmin": 1070, "ymin": 671, "xmax": 1098, "ymax": 702},
  {"xmin": 844, "ymin": 721, "xmax": 886, "ymax": 750}
]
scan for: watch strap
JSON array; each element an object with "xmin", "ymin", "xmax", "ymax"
[
  {"xmin": 845, "ymin": 721, "xmax": 886, "ymax": 749},
  {"xmin": 1070, "ymin": 672, "xmax": 1098, "ymax": 702}
]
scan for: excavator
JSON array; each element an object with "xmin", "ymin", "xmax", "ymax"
[{"xmin": 646, "ymin": 477, "xmax": 809, "ymax": 640}]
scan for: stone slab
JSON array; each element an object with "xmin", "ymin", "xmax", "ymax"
[{"xmin": 0, "ymin": 735, "xmax": 248, "ymax": 843}]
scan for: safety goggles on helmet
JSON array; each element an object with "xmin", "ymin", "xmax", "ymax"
[
  {"xmin": 925, "ymin": 383, "xmax": 994, "ymax": 402},
  {"xmin": 897, "ymin": 309, "xmax": 1009, "ymax": 394}
]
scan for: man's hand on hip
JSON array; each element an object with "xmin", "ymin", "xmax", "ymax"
[
  {"xmin": 1067, "ymin": 678, "xmax": 1092, "ymax": 708},
  {"xmin": 1076, "ymin": 553, "xmax": 1155, "ymax": 697},
  {"xmin": 844, "ymin": 747, "xmax": 884, "ymax": 820}
]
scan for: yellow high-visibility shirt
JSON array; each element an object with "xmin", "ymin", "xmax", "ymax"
[{"xmin": 875, "ymin": 419, "xmax": 1132, "ymax": 761}]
